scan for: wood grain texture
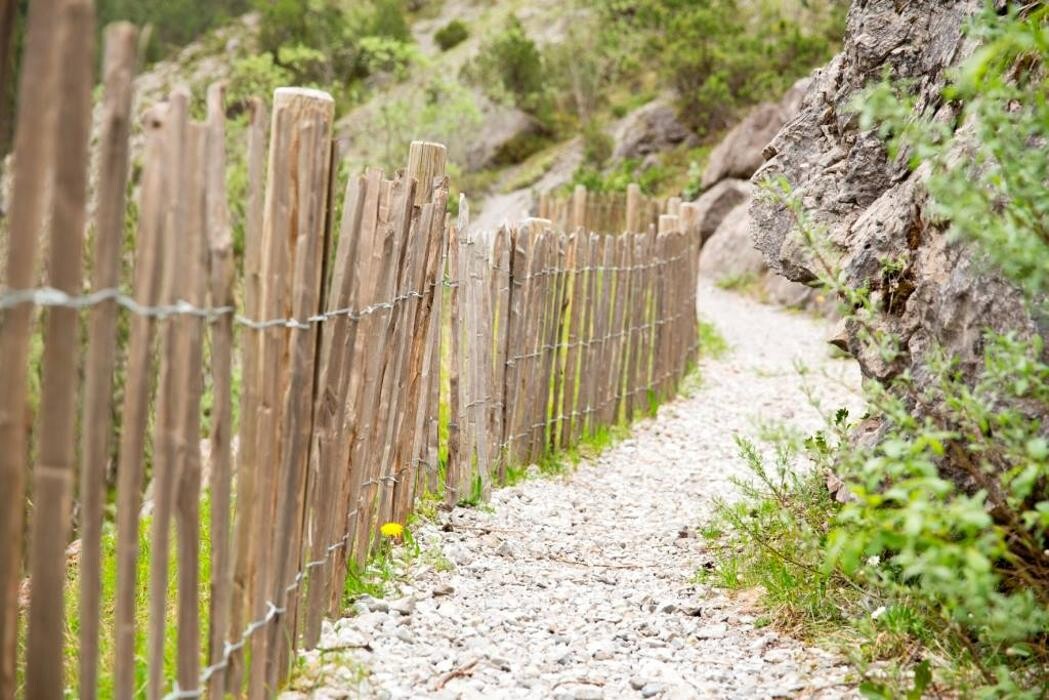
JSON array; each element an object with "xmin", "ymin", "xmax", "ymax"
[
  {"xmin": 114, "ymin": 102, "xmax": 167, "ymax": 700},
  {"xmin": 227, "ymin": 96, "xmax": 269, "ymax": 694},
  {"xmin": 78, "ymin": 23, "xmax": 136, "ymax": 700},
  {"xmin": 24, "ymin": 3, "xmax": 94, "ymax": 696},
  {"xmin": 0, "ymin": 1, "xmax": 61, "ymax": 691},
  {"xmin": 204, "ymin": 82, "xmax": 237, "ymax": 697}
]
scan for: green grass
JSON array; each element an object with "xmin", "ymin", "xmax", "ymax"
[
  {"xmin": 695, "ymin": 437, "xmax": 863, "ymax": 636},
  {"xmin": 714, "ymin": 272, "xmax": 766, "ymax": 299},
  {"xmin": 285, "ymin": 649, "xmax": 370, "ymax": 694},
  {"xmin": 697, "ymin": 319, "xmax": 729, "ymax": 359},
  {"xmin": 695, "ymin": 434, "xmax": 970, "ymax": 697},
  {"xmin": 18, "ymin": 494, "xmax": 214, "ymax": 698},
  {"xmin": 499, "ymin": 143, "xmax": 562, "ymax": 193}
]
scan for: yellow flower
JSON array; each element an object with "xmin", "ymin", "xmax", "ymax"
[{"xmin": 380, "ymin": 522, "xmax": 404, "ymax": 539}]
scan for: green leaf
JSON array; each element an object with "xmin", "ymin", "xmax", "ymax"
[
  {"xmin": 907, "ymin": 660, "xmax": 932, "ymax": 700},
  {"xmin": 1025, "ymin": 437, "xmax": 1048, "ymax": 461},
  {"xmin": 860, "ymin": 681, "xmax": 892, "ymax": 700}
]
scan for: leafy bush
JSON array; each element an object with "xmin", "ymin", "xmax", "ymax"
[
  {"xmin": 704, "ymin": 8, "xmax": 1049, "ymax": 696},
  {"xmin": 542, "ymin": 23, "xmax": 606, "ymax": 124},
  {"xmin": 368, "ymin": 0, "xmax": 411, "ymax": 42},
  {"xmin": 434, "ymin": 19, "xmax": 469, "ymax": 51},
  {"xmin": 581, "ymin": 121, "xmax": 614, "ymax": 167},
  {"xmin": 491, "ymin": 131, "xmax": 552, "ymax": 167},
  {"xmin": 97, "ymin": 0, "xmax": 250, "ymax": 61},
  {"xmin": 372, "ymin": 76, "xmax": 483, "ymax": 170},
  {"xmin": 592, "ymin": 0, "xmax": 844, "ymax": 135},
  {"xmin": 227, "ymin": 52, "xmax": 293, "ymax": 108},
  {"xmin": 357, "ymin": 36, "xmax": 420, "ymax": 79},
  {"xmin": 567, "ymin": 157, "xmax": 673, "ymax": 197},
  {"xmin": 463, "ymin": 16, "xmax": 547, "ymax": 118},
  {"xmin": 251, "ymin": 0, "xmax": 414, "ymax": 89}
]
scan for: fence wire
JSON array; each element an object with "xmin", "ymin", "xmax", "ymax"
[{"xmin": 2, "ymin": 227, "xmax": 699, "ymax": 699}]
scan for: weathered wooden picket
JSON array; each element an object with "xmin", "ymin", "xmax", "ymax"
[{"xmin": 0, "ymin": 10, "xmax": 701, "ymax": 700}]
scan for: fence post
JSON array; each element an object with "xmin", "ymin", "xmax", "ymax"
[
  {"xmin": 679, "ymin": 202, "xmax": 702, "ymax": 366},
  {"xmin": 258, "ymin": 87, "xmax": 335, "ymax": 692},
  {"xmin": 545, "ymin": 234, "xmax": 569, "ymax": 451},
  {"xmin": 112, "ymin": 101, "xmax": 167, "ymax": 700},
  {"xmin": 446, "ymin": 212, "xmax": 464, "ymax": 503},
  {"xmin": 147, "ymin": 87, "xmax": 189, "ymax": 700},
  {"xmin": 400, "ymin": 140, "xmax": 447, "ymax": 509},
  {"xmin": 407, "ymin": 140, "xmax": 448, "ymax": 206},
  {"xmin": 489, "ymin": 227, "xmax": 512, "ymax": 480},
  {"xmin": 560, "ymin": 233, "xmax": 585, "ymax": 449},
  {"xmin": 626, "ymin": 183, "xmax": 642, "ymax": 233},
  {"xmin": 174, "ymin": 119, "xmax": 209, "ymax": 695},
  {"xmin": 24, "ymin": 1, "xmax": 94, "ymax": 697},
  {"xmin": 227, "ymin": 96, "xmax": 269, "ymax": 694},
  {"xmin": 205, "ymin": 81, "xmax": 237, "ymax": 697},
  {"xmin": 351, "ymin": 172, "xmax": 415, "ymax": 563},
  {"xmin": 0, "ymin": 0, "xmax": 62, "ymax": 691},
  {"xmin": 571, "ymin": 184, "xmax": 587, "ymax": 231},
  {"xmin": 77, "ymin": 23, "xmax": 136, "ymax": 700},
  {"xmin": 302, "ymin": 171, "xmax": 367, "ymax": 649}
]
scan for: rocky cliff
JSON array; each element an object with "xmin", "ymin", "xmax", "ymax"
[
  {"xmin": 694, "ymin": 78, "xmax": 826, "ymax": 311},
  {"xmin": 750, "ymin": 0, "xmax": 1042, "ymax": 386}
]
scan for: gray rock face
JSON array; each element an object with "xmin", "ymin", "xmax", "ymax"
[
  {"xmin": 699, "ymin": 205, "xmax": 766, "ymax": 285},
  {"xmin": 464, "ymin": 96, "xmax": 543, "ymax": 171},
  {"xmin": 701, "ymin": 78, "xmax": 810, "ymax": 189},
  {"xmin": 692, "ymin": 179, "xmax": 751, "ymax": 245},
  {"xmin": 694, "ymin": 184, "xmax": 823, "ymax": 311},
  {"xmin": 750, "ymin": 0, "xmax": 1040, "ymax": 386},
  {"xmin": 612, "ymin": 96, "xmax": 699, "ymax": 161}
]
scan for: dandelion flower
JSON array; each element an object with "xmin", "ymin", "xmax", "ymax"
[{"xmin": 380, "ymin": 522, "xmax": 404, "ymax": 538}]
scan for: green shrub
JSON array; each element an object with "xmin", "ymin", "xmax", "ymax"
[
  {"xmin": 566, "ymin": 156, "xmax": 673, "ymax": 197},
  {"xmin": 97, "ymin": 0, "xmax": 250, "ymax": 61},
  {"xmin": 371, "ymin": 76, "xmax": 483, "ymax": 170},
  {"xmin": 705, "ymin": 8, "xmax": 1049, "ymax": 696},
  {"xmin": 463, "ymin": 16, "xmax": 547, "ymax": 118},
  {"xmin": 582, "ymin": 121, "xmax": 614, "ymax": 167},
  {"xmin": 434, "ymin": 19, "xmax": 469, "ymax": 51},
  {"xmin": 591, "ymin": 0, "xmax": 844, "ymax": 136},
  {"xmin": 358, "ymin": 36, "xmax": 420, "ymax": 79},
  {"xmin": 368, "ymin": 0, "xmax": 411, "ymax": 42},
  {"xmin": 542, "ymin": 23, "xmax": 606, "ymax": 123},
  {"xmin": 251, "ymin": 0, "xmax": 413, "ymax": 89},
  {"xmin": 227, "ymin": 52, "xmax": 293, "ymax": 108},
  {"xmin": 491, "ymin": 131, "xmax": 551, "ymax": 167}
]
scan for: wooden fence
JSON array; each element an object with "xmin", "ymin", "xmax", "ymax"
[
  {"xmin": 535, "ymin": 184, "xmax": 684, "ymax": 236},
  {"xmin": 0, "ymin": 12, "xmax": 701, "ymax": 700}
]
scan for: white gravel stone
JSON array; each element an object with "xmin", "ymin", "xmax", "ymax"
[{"xmin": 286, "ymin": 284, "xmax": 863, "ymax": 698}]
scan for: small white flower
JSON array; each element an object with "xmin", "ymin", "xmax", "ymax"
[
  {"xmin": 866, "ymin": 555, "xmax": 880, "ymax": 567},
  {"xmin": 871, "ymin": 606, "xmax": 887, "ymax": 620}
]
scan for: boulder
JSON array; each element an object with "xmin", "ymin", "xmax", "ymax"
[
  {"xmin": 693, "ymin": 179, "xmax": 751, "ymax": 245},
  {"xmin": 695, "ymin": 187, "xmax": 831, "ymax": 315},
  {"xmin": 749, "ymin": 1, "xmax": 1041, "ymax": 390},
  {"xmin": 763, "ymin": 273, "xmax": 820, "ymax": 311},
  {"xmin": 464, "ymin": 95, "xmax": 544, "ymax": 171},
  {"xmin": 700, "ymin": 78, "xmax": 810, "ymax": 189},
  {"xmin": 612, "ymin": 96, "xmax": 698, "ymax": 161},
  {"xmin": 698, "ymin": 204, "xmax": 766, "ymax": 285}
]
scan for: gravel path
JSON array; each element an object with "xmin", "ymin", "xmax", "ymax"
[{"xmin": 284, "ymin": 283, "xmax": 864, "ymax": 699}]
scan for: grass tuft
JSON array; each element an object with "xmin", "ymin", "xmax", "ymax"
[{"xmin": 698, "ymin": 319, "xmax": 729, "ymax": 360}]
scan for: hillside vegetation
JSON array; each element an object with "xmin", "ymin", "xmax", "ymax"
[{"xmin": 4, "ymin": 0, "xmax": 845, "ymax": 201}]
